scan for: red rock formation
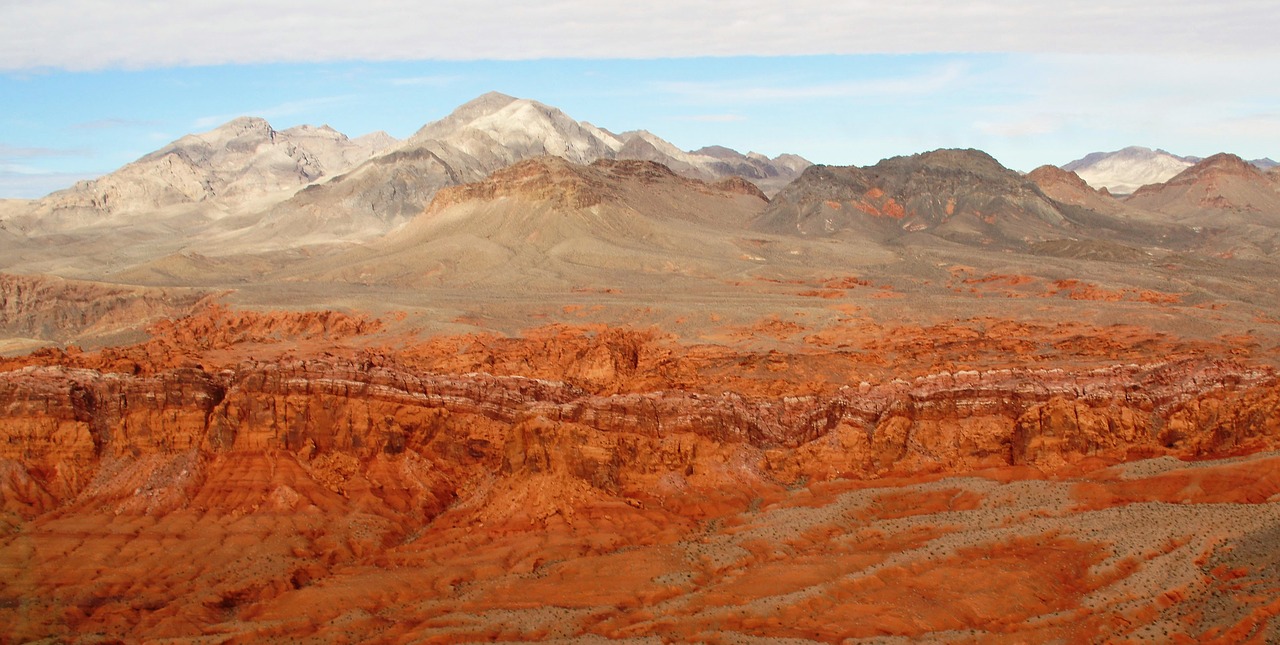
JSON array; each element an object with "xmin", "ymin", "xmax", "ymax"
[
  {"xmin": 3, "ymin": 330, "xmax": 1275, "ymax": 514},
  {"xmin": 4, "ymin": 309, "xmax": 1280, "ymax": 641},
  {"xmin": 709, "ymin": 174, "xmax": 769, "ymax": 200}
]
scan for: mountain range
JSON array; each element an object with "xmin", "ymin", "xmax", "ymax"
[
  {"xmin": 0, "ymin": 93, "xmax": 811, "ymax": 272},
  {"xmin": 1062, "ymin": 145, "xmax": 1278, "ymax": 195},
  {"xmin": 0, "ymin": 92, "xmax": 1278, "ymax": 336},
  {"xmin": 19, "ymin": 118, "xmax": 397, "ymax": 231}
]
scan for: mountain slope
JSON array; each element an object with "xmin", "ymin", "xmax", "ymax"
[
  {"xmin": 410, "ymin": 92, "xmax": 623, "ymax": 167},
  {"xmin": 411, "ymin": 93, "xmax": 808, "ymax": 193},
  {"xmin": 214, "ymin": 138, "xmax": 491, "ymax": 252},
  {"xmin": 1062, "ymin": 146, "xmax": 1280, "ymax": 195},
  {"xmin": 1118, "ymin": 153, "xmax": 1280, "ymax": 258},
  {"xmin": 1027, "ymin": 165, "xmax": 1127, "ymax": 215},
  {"xmin": 0, "ymin": 273, "xmax": 206, "ymax": 350},
  {"xmin": 1125, "ymin": 153, "xmax": 1280, "ymax": 223},
  {"xmin": 235, "ymin": 92, "xmax": 810, "ymax": 252},
  {"xmin": 1, "ymin": 93, "xmax": 817, "ymax": 282},
  {"xmin": 756, "ymin": 149, "xmax": 1212, "ymax": 264},
  {"xmin": 287, "ymin": 156, "xmax": 775, "ymax": 289},
  {"xmin": 18, "ymin": 118, "xmax": 394, "ymax": 234},
  {"xmin": 757, "ymin": 149, "xmax": 1085, "ymax": 248},
  {"xmin": 1062, "ymin": 146, "xmax": 1194, "ymax": 195},
  {"xmin": 240, "ymin": 93, "xmax": 627, "ymax": 249},
  {"xmin": 618, "ymin": 138, "xmax": 808, "ymax": 195}
]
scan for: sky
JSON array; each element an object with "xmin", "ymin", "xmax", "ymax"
[{"xmin": 2, "ymin": 0, "xmax": 1279, "ymax": 199}]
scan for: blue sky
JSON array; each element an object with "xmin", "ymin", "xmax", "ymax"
[{"xmin": 2, "ymin": 1, "xmax": 1278, "ymax": 198}]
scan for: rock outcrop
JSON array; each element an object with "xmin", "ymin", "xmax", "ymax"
[
  {"xmin": 0, "ymin": 273, "xmax": 207, "ymax": 348},
  {"xmin": 1027, "ymin": 164, "xmax": 1124, "ymax": 213},
  {"xmin": 3, "ymin": 310, "xmax": 1280, "ymax": 642},
  {"xmin": 755, "ymin": 149, "xmax": 1081, "ymax": 247},
  {"xmin": 3, "ymin": 335, "xmax": 1275, "ymax": 516},
  {"xmin": 296, "ymin": 156, "xmax": 770, "ymax": 288},
  {"xmin": 426, "ymin": 157, "xmax": 767, "ymax": 213},
  {"xmin": 1126, "ymin": 152, "xmax": 1280, "ymax": 224}
]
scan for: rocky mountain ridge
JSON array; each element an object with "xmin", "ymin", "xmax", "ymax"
[
  {"xmin": 754, "ymin": 148, "xmax": 1161, "ymax": 253},
  {"xmin": 1062, "ymin": 145, "xmax": 1278, "ymax": 195},
  {"xmin": 243, "ymin": 92, "xmax": 808, "ymax": 250},
  {"xmin": 747, "ymin": 147, "xmax": 1280, "ymax": 262},
  {"xmin": 15, "ymin": 118, "xmax": 396, "ymax": 234},
  {"xmin": 1124, "ymin": 153, "xmax": 1280, "ymax": 232},
  {"xmin": 0, "ymin": 92, "xmax": 811, "ymax": 265},
  {"xmin": 410, "ymin": 92, "xmax": 807, "ymax": 193},
  {"xmin": 4, "ymin": 94, "xmax": 1280, "ymax": 287},
  {"xmin": 288, "ymin": 156, "xmax": 773, "ymax": 289}
]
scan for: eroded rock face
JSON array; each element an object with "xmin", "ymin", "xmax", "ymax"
[
  {"xmin": 2, "ymin": 348, "xmax": 1275, "ymax": 517},
  {"xmin": 424, "ymin": 157, "xmax": 767, "ymax": 214},
  {"xmin": 4, "ymin": 313, "xmax": 1280, "ymax": 642},
  {"xmin": 0, "ymin": 273, "xmax": 207, "ymax": 347},
  {"xmin": 755, "ymin": 149, "xmax": 1074, "ymax": 245}
]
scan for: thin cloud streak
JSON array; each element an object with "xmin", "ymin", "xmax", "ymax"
[
  {"xmin": 846, "ymin": 51, "xmax": 1272, "ymax": 173},
  {"xmin": 1192, "ymin": 113, "xmax": 1280, "ymax": 139},
  {"xmin": 0, "ymin": 143, "xmax": 91, "ymax": 159},
  {"xmin": 974, "ymin": 115, "xmax": 1062, "ymax": 138},
  {"xmin": 655, "ymin": 62, "xmax": 969, "ymax": 103},
  {"xmin": 966, "ymin": 53, "xmax": 1280, "ymax": 161},
  {"xmin": 0, "ymin": 169, "xmax": 98, "ymax": 199},
  {"xmin": 2, "ymin": 1, "xmax": 1278, "ymax": 71}
]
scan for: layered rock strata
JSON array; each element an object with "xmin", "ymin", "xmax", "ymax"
[{"xmin": 2, "ymin": 355, "xmax": 1275, "ymax": 516}]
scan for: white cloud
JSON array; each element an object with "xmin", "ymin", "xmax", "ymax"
[
  {"xmin": 0, "ymin": 169, "xmax": 97, "ymax": 198},
  {"xmin": 0, "ymin": 144, "xmax": 90, "ymax": 159},
  {"xmin": 2, "ymin": 1, "xmax": 1277, "ymax": 71},
  {"xmin": 1189, "ymin": 113, "xmax": 1280, "ymax": 140},
  {"xmin": 937, "ymin": 52, "xmax": 1280, "ymax": 168},
  {"xmin": 656, "ymin": 62, "xmax": 969, "ymax": 103}
]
